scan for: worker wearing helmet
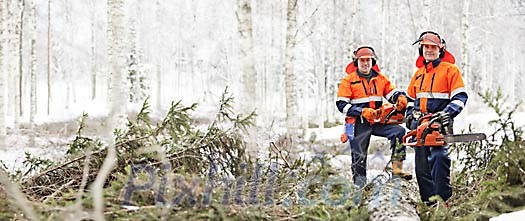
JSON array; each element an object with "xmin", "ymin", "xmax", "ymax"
[
  {"xmin": 406, "ymin": 31, "xmax": 468, "ymax": 205},
  {"xmin": 336, "ymin": 46, "xmax": 411, "ymax": 188}
]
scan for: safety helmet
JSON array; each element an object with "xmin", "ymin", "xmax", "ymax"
[
  {"xmin": 420, "ymin": 33, "xmax": 443, "ymax": 47},
  {"xmin": 352, "ymin": 46, "xmax": 377, "ymax": 66},
  {"xmin": 413, "ymin": 31, "xmax": 446, "ymax": 57}
]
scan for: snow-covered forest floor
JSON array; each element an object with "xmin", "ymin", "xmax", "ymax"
[
  {"xmin": 0, "ymin": 97, "xmax": 525, "ymax": 220},
  {"xmin": 5, "ymin": 110, "xmax": 520, "ymax": 177},
  {"xmin": 1, "ymin": 117, "xmax": 107, "ymax": 172}
]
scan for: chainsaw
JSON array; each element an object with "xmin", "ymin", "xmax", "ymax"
[
  {"xmin": 402, "ymin": 113, "xmax": 486, "ymax": 146},
  {"xmin": 340, "ymin": 103, "xmax": 405, "ymax": 143},
  {"xmin": 374, "ymin": 103, "xmax": 405, "ymax": 125}
]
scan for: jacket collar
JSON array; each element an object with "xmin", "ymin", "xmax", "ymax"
[
  {"xmin": 424, "ymin": 58, "xmax": 442, "ymax": 70},
  {"xmin": 357, "ymin": 69, "xmax": 378, "ymax": 78}
]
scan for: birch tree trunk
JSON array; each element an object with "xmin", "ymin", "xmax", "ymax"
[
  {"xmin": 64, "ymin": 0, "xmax": 71, "ymax": 109},
  {"xmin": 406, "ymin": 0, "xmax": 419, "ymax": 40},
  {"xmin": 439, "ymin": 0, "xmax": 445, "ymax": 34},
  {"xmin": 328, "ymin": 0, "xmax": 342, "ymax": 124},
  {"xmin": 423, "ymin": 0, "xmax": 431, "ymax": 29},
  {"xmin": 391, "ymin": 1, "xmax": 400, "ymax": 85},
  {"xmin": 47, "ymin": 0, "xmax": 51, "ymax": 115},
  {"xmin": 29, "ymin": 0, "xmax": 36, "ymax": 146},
  {"xmin": 107, "ymin": 0, "xmax": 127, "ymax": 134},
  {"xmin": 284, "ymin": 0, "xmax": 298, "ymax": 132},
  {"xmin": 155, "ymin": 0, "xmax": 161, "ymax": 110},
  {"xmin": 460, "ymin": 0, "xmax": 470, "ymax": 92},
  {"xmin": 7, "ymin": 1, "xmax": 19, "ymax": 127},
  {"xmin": 90, "ymin": 0, "xmax": 96, "ymax": 100},
  {"xmin": 236, "ymin": 0, "xmax": 257, "ymax": 114},
  {"xmin": 127, "ymin": 0, "xmax": 147, "ymax": 104},
  {"xmin": 0, "ymin": 0, "xmax": 6, "ymax": 149},
  {"xmin": 127, "ymin": 4, "xmax": 137, "ymax": 103},
  {"xmin": 189, "ymin": 3, "xmax": 200, "ymax": 103},
  {"xmin": 381, "ymin": 0, "xmax": 387, "ymax": 65},
  {"xmin": 17, "ymin": 0, "xmax": 25, "ymax": 123},
  {"xmin": 95, "ymin": 0, "xmax": 126, "ymax": 218}
]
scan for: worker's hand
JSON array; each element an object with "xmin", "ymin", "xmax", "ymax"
[
  {"xmin": 396, "ymin": 95, "xmax": 408, "ymax": 111},
  {"xmin": 431, "ymin": 111, "xmax": 450, "ymax": 126},
  {"xmin": 361, "ymin": 108, "xmax": 378, "ymax": 122},
  {"xmin": 405, "ymin": 114, "xmax": 414, "ymax": 129}
]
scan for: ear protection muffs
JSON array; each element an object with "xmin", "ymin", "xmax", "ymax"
[
  {"xmin": 413, "ymin": 31, "xmax": 446, "ymax": 58},
  {"xmin": 352, "ymin": 46, "xmax": 377, "ymax": 67}
]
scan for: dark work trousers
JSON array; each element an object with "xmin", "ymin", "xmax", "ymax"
[
  {"xmin": 348, "ymin": 118, "xmax": 406, "ymax": 188},
  {"xmin": 414, "ymin": 145, "xmax": 452, "ymax": 203}
]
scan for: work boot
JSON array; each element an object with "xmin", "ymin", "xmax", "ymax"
[{"xmin": 392, "ymin": 161, "xmax": 412, "ymax": 180}]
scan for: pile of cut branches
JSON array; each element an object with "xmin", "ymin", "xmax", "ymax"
[
  {"xmin": 21, "ymin": 89, "xmax": 252, "ymax": 205},
  {"xmin": 1, "ymin": 89, "xmax": 373, "ymax": 220}
]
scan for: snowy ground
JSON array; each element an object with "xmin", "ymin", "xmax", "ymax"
[
  {"xmin": 0, "ymin": 117, "xmax": 107, "ymax": 173},
  {"xmin": 4, "ymin": 110, "xmax": 522, "ymax": 176},
  {"xmin": 1, "ymin": 111, "xmax": 524, "ymax": 219},
  {"xmin": 490, "ymin": 209, "xmax": 525, "ymax": 221},
  {"xmin": 0, "ymin": 134, "xmax": 71, "ymax": 174}
]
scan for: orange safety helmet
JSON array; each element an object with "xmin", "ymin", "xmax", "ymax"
[
  {"xmin": 413, "ymin": 31, "xmax": 446, "ymax": 57},
  {"xmin": 352, "ymin": 46, "xmax": 377, "ymax": 67},
  {"xmin": 420, "ymin": 33, "xmax": 443, "ymax": 47}
]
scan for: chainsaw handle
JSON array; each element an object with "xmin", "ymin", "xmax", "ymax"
[
  {"xmin": 417, "ymin": 114, "xmax": 433, "ymax": 125},
  {"xmin": 403, "ymin": 129, "xmax": 418, "ymax": 146},
  {"xmin": 383, "ymin": 109, "xmax": 397, "ymax": 125}
]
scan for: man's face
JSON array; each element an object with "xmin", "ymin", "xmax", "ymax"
[
  {"xmin": 422, "ymin": 44, "xmax": 440, "ymax": 62},
  {"xmin": 358, "ymin": 58, "xmax": 372, "ymax": 74}
]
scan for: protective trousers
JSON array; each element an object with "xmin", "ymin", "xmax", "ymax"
[
  {"xmin": 348, "ymin": 119, "xmax": 406, "ymax": 188},
  {"xmin": 414, "ymin": 145, "xmax": 452, "ymax": 203}
]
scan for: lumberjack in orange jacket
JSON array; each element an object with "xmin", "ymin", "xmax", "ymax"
[
  {"xmin": 336, "ymin": 46, "xmax": 411, "ymax": 188},
  {"xmin": 406, "ymin": 55, "xmax": 467, "ymax": 120},
  {"xmin": 337, "ymin": 67, "xmax": 402, "ymax": 120},
  {"xmin": 407, "ymin": 31, "xmax": 468, "ymax": 205}
]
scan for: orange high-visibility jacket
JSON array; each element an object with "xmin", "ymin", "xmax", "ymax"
[
  {"xmin": 336, "ymin": 70, "xmax": 405, "ymax": 118},
  {"xmin": 406, "ymin": 59, "xmax": 468, "ymax": 118}
]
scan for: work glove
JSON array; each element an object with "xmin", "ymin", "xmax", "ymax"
[
  {"xmin": 405, "ymin": 114, "xmax": 414, "ymax": 129},
  {"xmin": 396, "ymin": 95, "xmax": 408, "ymax": 111},
  {"xmin": 361, "ymin": 108, "xmax": 378, "ymax": 122},
  {"xmin": 431, "ymin": 111, "xmax": 450, "ymax": 126}
]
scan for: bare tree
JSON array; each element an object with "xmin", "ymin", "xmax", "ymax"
[
  {"xmin": 29, "ymin": 0, "xmax": 36, "ymax": 145},
  {"xmin": 107, "ymin": 0, "xmax": 126, "ymax": 132},
  {"xmin": 63, "ymin": 0, "xmax": 71, "ymax": 110},
  {"xmin": 94, "ymin": 0, "xmax": 126, "ymax": 219},
  {"xmin": 460, "ymin": 0, "xmax": 470, "ymax": 88},
  {"xmin": 423, "ymin": 0, "xmax": 431, "ymax": 29},
  {"xmin": 155, "ymin": 0, "xmax": 162, "ymax": 110},
  {"xmin": 236, "ymin": 0, "xmax": 257, "ymax": 114},
  {"xmin": 6, "ymin": 1, "xmax": 23, "ymax": 128},
  {"xmin": 284, "ymin": 0, "xmax": 298, "ymax": 132},
  {"xmin": 405, "ymin": 0, "xmax": 420, "ymax": 40},
  {"xmin": 127, "ymin": 0, "xmax": 147, "ymax": 104},
  {"xmin": 90, "ymin": 0, "xmax": 96, "ymax": 100},
  {"xmin": 17, "ymin": 0, "xmax": 25, "ymax": 124},
  {"xmin": 47, "ymin": 0, "xmax": 52, "ymax": 114},
  {"xmin": 0, "ymin": 0, "xmax": 5, "ymax": 149}
]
